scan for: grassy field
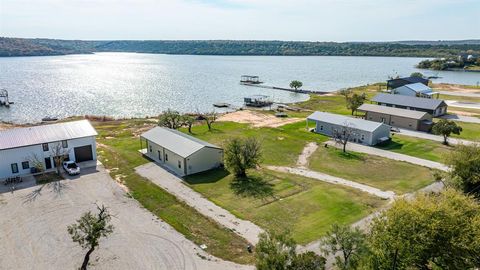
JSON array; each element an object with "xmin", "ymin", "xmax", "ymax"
[
  {"xmin": 450, "ymin": 121, "xmax": 480, "ymax": 141},
  {"xmin": 92, "ymin": 119, "xmax": 255, "ymax": 264},
  {"xmin": 185, "ymin": 168, "xmax": 385, "ymax": 244},
  {"xmin": 376, "ymin": 134, "xmax": 453, "ymax": 162},
  {"xmin": 309, "ymin": 147, "xmax": 435, "ymax": 194},
  {"xmin": 184, "ymin": 121, "xmax": 328, "ymax": 167},
  {"xmin": 438, "ymin": 94, "xmax": 480, "ymax": 103}
]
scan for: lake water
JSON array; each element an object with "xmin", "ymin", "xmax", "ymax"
[{"xmin": 0, "ymin": 53, "xmax": 479, "ymax": 123}]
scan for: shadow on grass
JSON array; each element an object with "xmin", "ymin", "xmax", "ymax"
[
  {"xmin": 334, "ymin": 150, "xmax": 365, "ymax": 161},
  {"xmin": 376, "ymin": 140, "xmax": 404, "ymax": 151},
  {"xmin": 184, "ymin": 168, "xmax": 230, "ymax": 185},
  {"xmin": 230, "ymin": 175, "xmax": 274, "ymax": 199}
]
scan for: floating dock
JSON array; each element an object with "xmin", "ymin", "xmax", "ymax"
[{"xmin": 240, "ymin": 82, "xmax": 329, "ymax": 95}]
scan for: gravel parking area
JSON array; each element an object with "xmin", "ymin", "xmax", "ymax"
[{"xmin": 0, "ymin": 165, "xmax": 251, "ymax": 270}]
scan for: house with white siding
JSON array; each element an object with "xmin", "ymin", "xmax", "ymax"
[
  {"xmin": 0, "ymin": 120, "xmax": 97, "ymax": 179},
  {"xmin": 306, "ymin": 111, "xmax": 391, "ymax": 146},
  {"xmin": 392, "ymin": 83, "xmax": 439, "ymax": 99},
  {"xmin": 140, "ymin": 127, "xmax": 223, "ymax": 176}
]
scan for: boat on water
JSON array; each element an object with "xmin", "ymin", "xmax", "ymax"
[{"xmin": 41, "ymin": 116, "xmax": 59, "ymax": 122}]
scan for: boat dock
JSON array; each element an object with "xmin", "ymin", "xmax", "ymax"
[
  {"xmin": 0, "ymin": 89, "xmax": 13, "ymax": 107},
  {"xmin": 240, "ymin": 82, "xmax": 329, "ymax": 94}
]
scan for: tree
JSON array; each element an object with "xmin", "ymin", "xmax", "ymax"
[
  {"xmin": 346, "ymin": 93, "xmax": 366, "ymax": 115},
  {"xmin": 333, "ymin": 121, "xmax": 356, "ymax": 153},
  {"xmin": 289, "ymin": 80, "xmax": 303, "ymax": 92},
  {"xmin": 51, "ymin": 142, "xmax": 70, "ymax": 175},
  {"xmin": 68, "ymin": 204, "xmax": 114, "ymax": 270},
  {"xmin": 181, "ymin": 114, "xmax": 196, "ymax": 133},
  {"xmin": 321, "ymin": 224, "xmax": 367, "ymax": 270},
  {"xmin": 367, "ymin": 189, "xmax": 480, "ymax": 270},
  {"xmin": 431, "ymin": 119, "xmax": 462, "ymax": 145},
  {"xmin": 338, "ymin": 88, "xmax": 352, "ymax": 101},
  {"xmin": 410, "ymin": 72, "xmax": 424, "ymax": 78},
  {"xmin": 158, "ymin": 109, "xmax": 183, "ymax": 129},
  {"xmin": 445, "ymin": 143, "xmax": 480, "ymax": 197},
  {"xmin": 202, "ymin": 111, "xmax": 217, "ymax": 131},
  {"xmin": 224, "ymin": 137, "xmax": 262, "ymax": 178},
  {"xmin": 256, "ymin": 231, "xmax": 325, "ymax": 270}
]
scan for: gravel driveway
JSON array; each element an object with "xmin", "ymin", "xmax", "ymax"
[{"xmin": 0, "ymin": 165, "xmax": 251, "ymax": 270}]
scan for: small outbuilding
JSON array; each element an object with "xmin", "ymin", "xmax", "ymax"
[
  {"xmin": 0, "ymin": 120, "xmax": 97, "ymax": 179},
  {"xmin": 392, "ymin": 83, "xmax": 439, "ymax": 99},
  {"xmin": 371, "ymin": 93, "xmax": 447, "ymax": 117},
  {"xmin": 140, "ymin": 127, "xmax": 223, "ymax": 176},
  {"xmin": 306, "ymin": 111, "xmax": 391, "ymax": 146},
  {"xmin": 358, "ymin": 103, "xmax": 433, "ymax": 132}
]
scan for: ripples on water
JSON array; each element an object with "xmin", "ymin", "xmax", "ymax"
[{"xmin": 0, "ymin": 53, "xmax": 478, "ymax": 123}]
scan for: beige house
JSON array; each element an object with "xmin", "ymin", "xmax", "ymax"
[
  {"xmin": 358, "ymin": 103, "xmax": 433, "ymax": 132},
  {"xmin": 140, "ymin": 127, "xmax": 223, "ymax": 176}
]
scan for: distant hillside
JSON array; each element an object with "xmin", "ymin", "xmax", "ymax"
[{"xmin": 1, "ymin": 37, "xmax": 480, "ymax": 57}]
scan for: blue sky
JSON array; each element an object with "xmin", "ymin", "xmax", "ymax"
[{"xmin": 0, "ymin": 0, "xmax": 479, "ymax": 41}]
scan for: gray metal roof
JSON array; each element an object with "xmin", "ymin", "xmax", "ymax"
[
  {"xmin": 358, "ymin": 103, "xmax": 429, "ymax": 120},
  {"xmin": 307, "ymin": 111, "xmax": 387, "ymax": 132},
  {"xmin": 398, "ymin": 83, "xmax": 433, "ymax": 94},
  {"xmin": 372, "ymin": 93, "xmax": 446, "ymax": 110},
  {"xmin": 141, "ymin": 127, "xmax": 221, "ymax": 158},
  {"xmin": 0, "ymin": 120, "xmax": 97, "ymax": 151}
]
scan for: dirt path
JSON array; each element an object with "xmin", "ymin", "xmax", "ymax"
[
  {"xmin": 135, "ymin": 163, "xmax": 264, "ymax": 245},
  {"xmin": 0, "ymin": 165, "xmax": 252, "ymax": 270},
  {"xmin": 432, "ymin": 83, "xmax": 480, "ymax": 94},
  {"xmin": 297, "ymin": 142, "xmax": 319, "ymax": 168},
  {"xmin": 267, "ymin": 166, "xmax": 395, "ymax": 200},
  {"xmin": 325, "ymin": 141, "xmax": 449, "ymax": 171},
  {"xmin": 218, "ymin": 110, "xmax": 302, "ymax": 128}
]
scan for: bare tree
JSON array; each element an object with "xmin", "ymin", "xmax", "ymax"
[
  {"xmin": 50, "ymin": 142, "xmax": 70, "ymax": 175},
  {"xmin": 333, "ymin": 121, "xmax": 356, "ymax": 153},
  {"xmin": 27, "ymin": 153, "xmax": 45, "ymax": 174},
  {"xmin": 338, "ymin": 88, "xmax": 353, "ymax": 101},
  {"xmin": 203, "ymin": 111, "xmax": 217, "ymax": 131}
]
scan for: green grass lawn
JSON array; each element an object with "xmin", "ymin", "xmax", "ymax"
[
  {"xmin": 185, "ymin": 168, "xmax": 385, "ymax": 244},
  {"xmin": 376, "ymin": 134, "xmax": 453, "ymax": 162},
  {"xmin": 450, "ymin": 122, "xmax": 480, "ymax": 141},
  {"xmin": 309, "ymin": 147, "xmax": 436, "ymax": 194},
  {"xmin": 439, "ymin": 94, "xmax": 480, "ymax": 103},
  {"xmin": 93, "ymin": 119, "xmax": 254, "ymax": 264},
  {"xmin": 185, "ymin": 121, "xmax": 328, "ymax": 167}
]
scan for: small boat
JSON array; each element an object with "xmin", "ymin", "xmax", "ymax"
[
  {"xmin": 42, "ymin": 116, "xmax": 59, "ymax": 122},
  {"xmin": 213, "ymin": 102, "xmax": 231, "ymax": 108}
]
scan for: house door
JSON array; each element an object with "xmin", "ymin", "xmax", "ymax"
[
  {"xmin": 74, "ymin": 145, "xmax": 94, "ymax": 162},
  {"xmin": 45, "ymin": 157, "xmax": 52, "ymax": 170}
]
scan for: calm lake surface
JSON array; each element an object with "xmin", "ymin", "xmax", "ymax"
[{"xmin": 0, "ymin": 53, "xmax": 479, "ymax": 123}]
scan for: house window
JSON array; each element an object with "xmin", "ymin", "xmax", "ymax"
[
  {"xmin": 149, "ymin": 145, "xmax": 152, "ymax": 152},
  {"xmin": 320, "ymin": 125, "xmax": 323, "ymax": 131},
  {"xmin": 22, "ymin": 161, "xmax": 29, "ymax": 170},
  {"xmin": 42, "ymin": 143, "xmax": 49, "ymax": 151},
  {"xmin": 62, "ymin": 140, "xmax": 68, "ymax": 148},
  {"xmin": 178, "ymin": 160, "xmax": 182, "ymax": 168},
  {"xmin": 361, "ymin": 134, "xmax": 365, "ymax": 140},
  {"xmin": 11, "ymin": 163, "xmax": 19, "ymax": 174},
  {"xmin": 165, "ymin": 153, "xmax": 168, "ymax": 161},
  {"xmin": 158, "ymin": 150, "xmax": 162, "ymax": 161}
]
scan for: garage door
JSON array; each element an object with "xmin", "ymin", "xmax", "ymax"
[{"xmin": 74, "ymin": 145, "xmax": 94, "ymax": 162}]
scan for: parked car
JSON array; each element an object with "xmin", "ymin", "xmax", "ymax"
[
  {"xmin": 63, "ymin": 161, "xmax": 80, "ymax": 175},
  {"xmin": 390, "ymin": 127, "xmax": 400, "ymax": 132}
]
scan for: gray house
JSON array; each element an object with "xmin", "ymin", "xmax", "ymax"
[
  {"xmin": 140, "ymin": 127, "xmax": 223, "ymax": 176},
  {"xmin": 371, "ymin": 93, "xmax": 447, "ymax": 117},
  {"xmin": 392, "ymin": 83, "xmax": 439, "ymax": 99},
  {"xmin": 358, "ymin": 103, "xmax": 433, "ymax": 132},
  {"xmin": 306, "ymin": 111, "xmax": 391, "ymax": 146}
]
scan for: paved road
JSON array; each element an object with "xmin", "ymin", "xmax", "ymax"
[
  {"xmin": 440, "ymin": 114, "xmax": 480, "ymax": 124},
  {"xmin": 0, "ymin": 165, "xmax": 251, "ymax": 270},
  {"xmin": 326, "ymin": 141, "xmax": 449, "ymax": 171},
  {"xmin": 439, "ymin": 91, "xmax": 480, "ymax": 98},
  {"xmin": 398, "ymin": 128, "xmax": 475, "ymax": 145},
  {"xmin": 267, "ymin": 166, "xmax": 395, "ymax": 199},
  {"xmin": 446, "ymin": 100, "xmax": 480, "ymax": 110},
  {"xmin": 136, "ymin": 162, "xmax": 263, "ymax": 245}
]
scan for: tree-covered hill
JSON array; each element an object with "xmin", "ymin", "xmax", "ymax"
[{"xmin": 1, "ymin": 37, "xmax": 480, "ymax": 57}]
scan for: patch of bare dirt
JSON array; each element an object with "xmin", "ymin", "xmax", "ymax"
[
  {"xmin": 432, "ymin": 83, "xmax": 480, "ymax": 94},
  {"xmin": 218, "ymin": 110, "xmax": 302, "ymax": 128},
  {"xmin": 448, "ymin": 110, "xmax": 479, "ymax": 116}
]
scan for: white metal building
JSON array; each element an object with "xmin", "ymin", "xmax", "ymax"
[
  {"xmin": 0, "ymin": 120, "xmax": 97, "ymax": 179},
  {"xmin": 307, "ymin": 111, "xmax": 391, "ymax": 146},
  {"xmin": 140, "ymin": 127, "xmax": 223, "ymax": 176},
  {"xmin": 392, "ymin": 83, "xmax": 439, "ymax": 99}
]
